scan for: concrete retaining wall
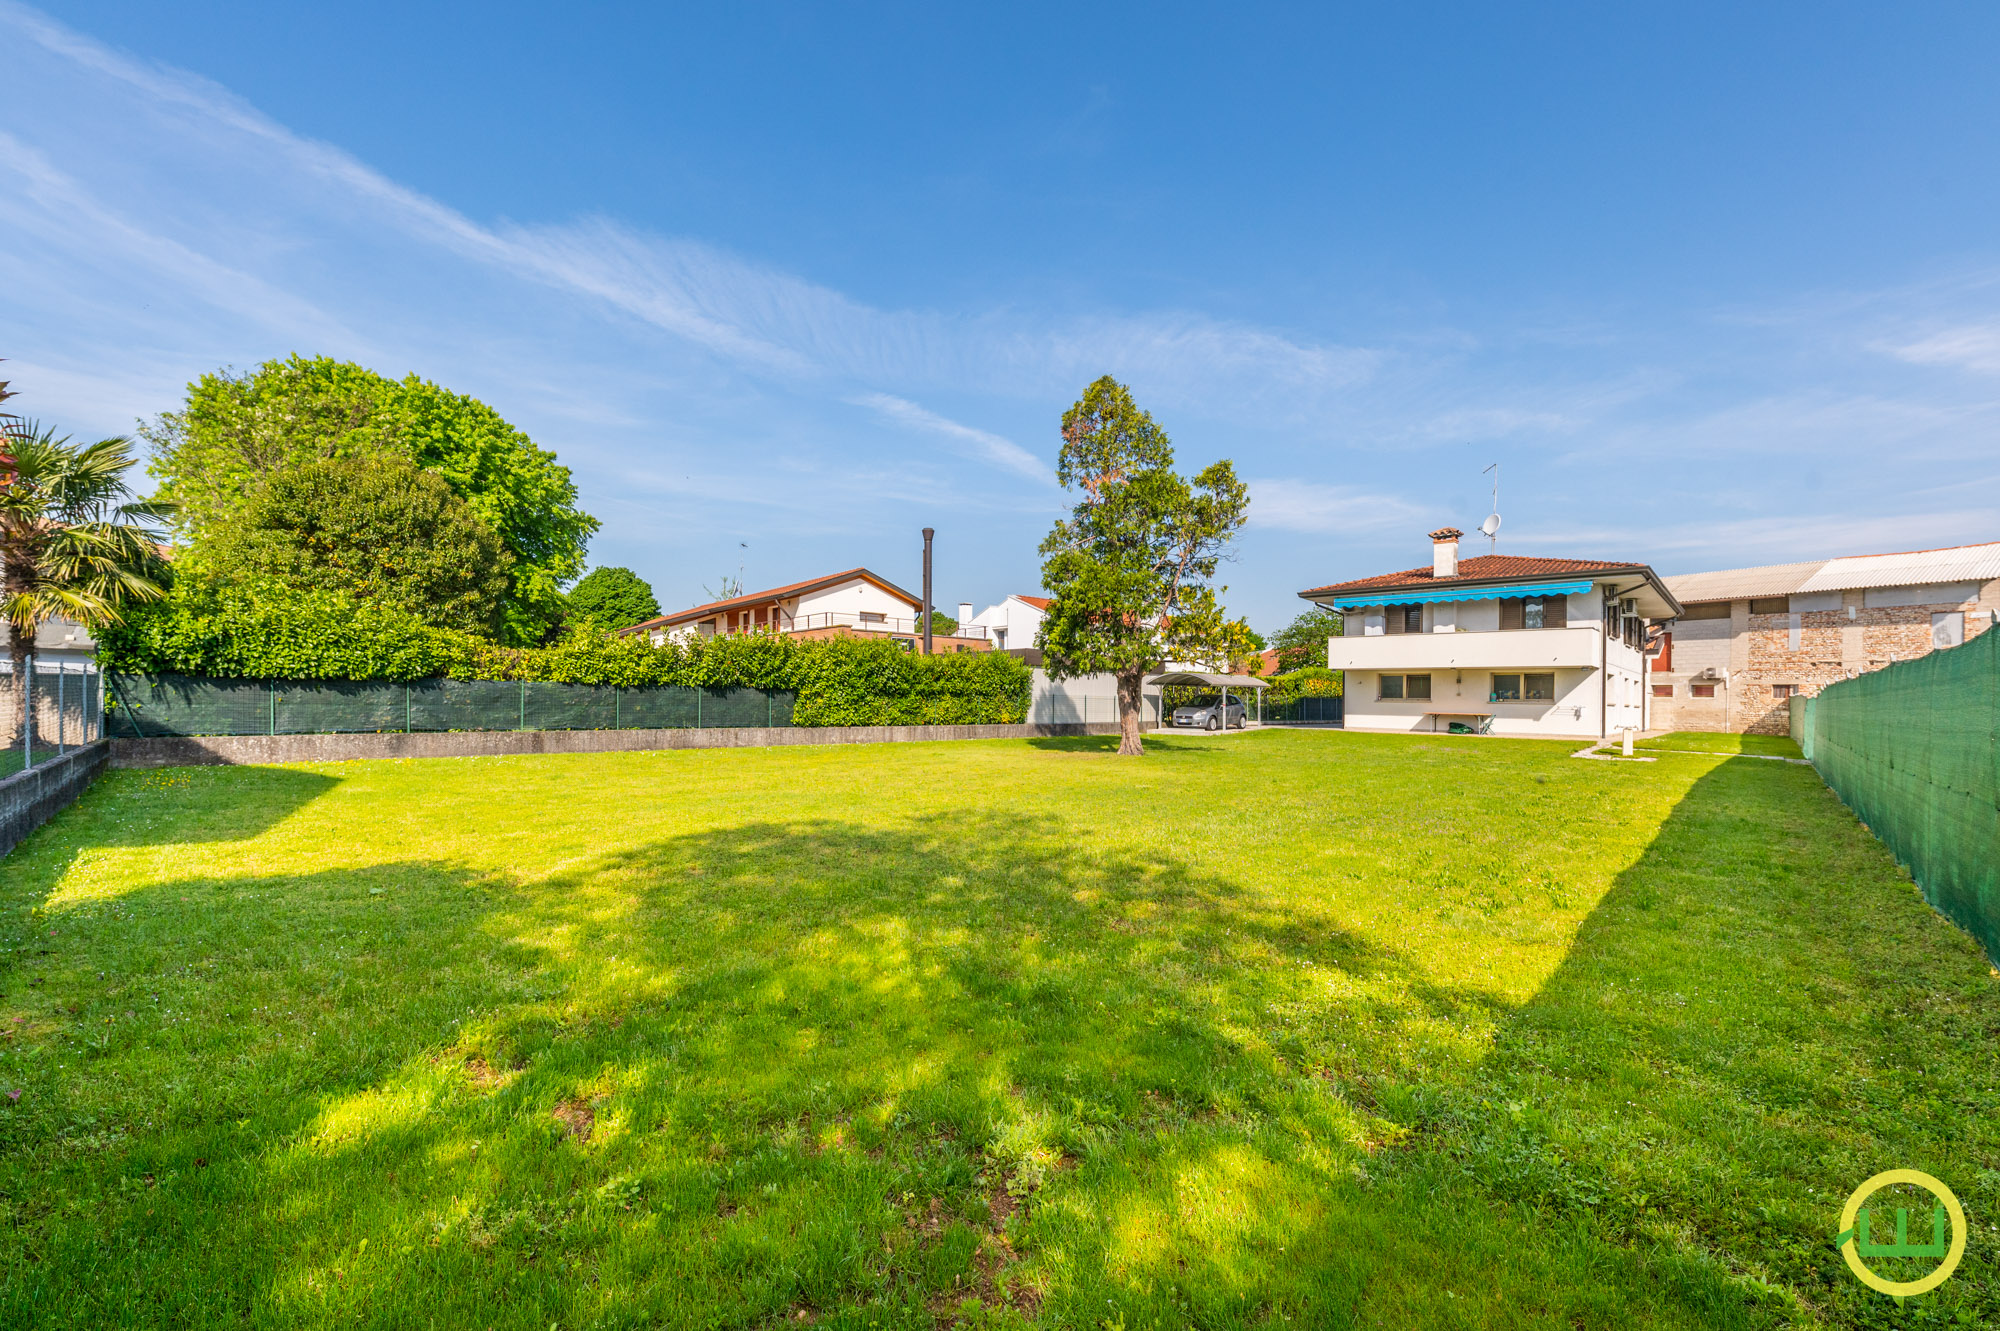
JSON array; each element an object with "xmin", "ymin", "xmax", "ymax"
[
  {"xmin": 0, "ymin": 740, "xmax": 111, "ymax": 857},
  {"xmin": 111, "ymin": 722, "xmax": 1128, "ymax": 768}
]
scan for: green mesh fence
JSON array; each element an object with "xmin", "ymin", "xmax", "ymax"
[
  {"xmin": 1807, "ymin": 628, "xmax": 2000, "ymax": 962},
  {"xmin": 107, "ymin": 675, "xmax": 794, "ymax": 738}
]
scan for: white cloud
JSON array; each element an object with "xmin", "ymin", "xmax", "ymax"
[
  {"xmin": 1886, "ymin": 324, "xmax": 2000, "ymax": 375},
  {"xmin": 852, "ymin": 393, "xmax": 1055, "ymax": 485},
  {"xmin": 1247, "ymin": 479, "xmax": 1433, "ymax": 535}
]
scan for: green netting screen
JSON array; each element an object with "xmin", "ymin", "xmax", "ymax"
[
  {"xmin": 1806, "ymin": 628, "xmax": 2000, "ymax": 962},
  {"xmin": 107, "ymin": 675, "xmax": 795, "ymax": 739}
]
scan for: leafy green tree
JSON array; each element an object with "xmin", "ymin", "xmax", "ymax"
[
  {"xmin": 201, "ymin": 456, "xmax": 514, "ymax": 635},
  {"xmin": 0, "ymin": 424, "xmax": 172, "ymax": 714},
  {"xmin": 926, "ymin": 609, "xmax": 958, "ymax": 637},
  {"xmin": 568, "ymin": 566, "xmax": 661, "ymax": 629},
  {"xmin": 141, "ymin": 355, "xmax": 597, "ymax": 643},
  {"xmin": 1270, "ymin": 606, "xmax": 1343, "ymax": 673},
  {"xmin": 1036, "ymin": 376, "xmax": 1249, "ymax": 756}
]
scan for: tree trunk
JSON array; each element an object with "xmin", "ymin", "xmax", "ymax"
[{"xmin": 1116, "ymin": 666, "xmax": 1146, "ymax": 756}]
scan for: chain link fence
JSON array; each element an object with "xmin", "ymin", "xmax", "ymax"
[
  {"xmin": 2, "ymin": 659, "xmax": 106, "ymax": 778},
  {"xmin": 106, "ymin": 674, "xmax": 795, "ymax": 738},
  {"xmin": 1803, "ymin": 627, "xmax": 1999, "ymax": 962}
]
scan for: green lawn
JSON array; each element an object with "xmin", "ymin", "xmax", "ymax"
[
  {"xmin": 1, "ymin": 731, "xmax": 1993, "ymax": 1328},
  {"xmin": 1636, "ymin": 731, "xmax": 1804, "ymax": 758}
]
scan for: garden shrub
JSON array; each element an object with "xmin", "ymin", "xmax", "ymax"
[{"xmin": 96, "ymin": 579, "xmax": 1031, "ymax": 726}]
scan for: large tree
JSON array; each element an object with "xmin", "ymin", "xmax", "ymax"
[
  {"xmin": 1270, "ymin": 606, "xmax": 1343, "ymax": 673},
  {"xmin": 567, "ymin": 566, "xmax": 661, "ymax": 630},
  {"xmin": 1036, "ymin": 376, "xmax": 1250, "ymax": 755},
  {"xmin": 0, "ymin": 425, "xmax": 172, "ymax": 730},
  {"xmin": 201, "ymin": 456, "xmax": 514, "ymax": 636},
  {"xmin": 141, "ymin": 355, "xmax": 597, "ymax": 643}
]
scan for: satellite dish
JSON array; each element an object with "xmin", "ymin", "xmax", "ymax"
[{"xmin": 1478, "ymin": 513, "xmax": 1501, "ymax": 538}]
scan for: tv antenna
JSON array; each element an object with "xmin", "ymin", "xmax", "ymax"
[{"xmin": 1479, "ymin": 463, "xmax": 1501, "ymax": 555}]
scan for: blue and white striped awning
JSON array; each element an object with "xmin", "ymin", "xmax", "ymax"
[{"xmin": 1322, "ymin": 578, "xmax": 1595, "ymax": 610}]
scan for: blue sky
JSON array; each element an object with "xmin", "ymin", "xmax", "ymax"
[{"xmin": 6, "ymin": 2, "xmax": 2000, "ymax": 633}]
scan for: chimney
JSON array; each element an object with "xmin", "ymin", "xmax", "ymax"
[
  {"xmin": 1430, "ymin": 527, "xmax": 1463, "ymax": 579},
  {"xmin": 957, "ymin": 602, "xmax": 973, "ymax": 633},
  {"xmin": 922, "ymin": 528, "xmax": 935, "ymax": 654}
]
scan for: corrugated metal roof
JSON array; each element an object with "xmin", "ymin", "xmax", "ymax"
[
  {"xmin": 1796, "ymin": 541, "xmax": 2000, "ymax": 593},
  {"xmin": 1663, "ymin": 560, "xmax": 1823, "ymax": 604},
  {"xmin": 1664, "ymin": 541, "xmax": 2000, "ymax": 604}
]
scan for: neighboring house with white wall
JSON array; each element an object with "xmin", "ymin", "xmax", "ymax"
[
  {"xmin": 1651, "ymin": 541, "xmax": 2000, "ymax": 735},
  {"xmin": 967, "ymin": 595, "xmax": 1050, "ymax": 653},
  {"xmin": 618, "ymin": 568, "xmax": 991, "ymax": 653},
  {"xmin": 1298, "ymin": 528, "xmax": 1680, "ymax": 739}
]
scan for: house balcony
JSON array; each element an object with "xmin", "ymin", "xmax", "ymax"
[
  {"xmin": 1325, "ymin": 627, "xmax": 1604, "ymax": 672},
  {"xmin": 788, "ymin": 612, "xmax": 990, "ymax": 640}
]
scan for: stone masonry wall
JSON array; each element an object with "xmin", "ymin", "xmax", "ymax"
[
  {"xmin": 1735, "ymin": 589, "xmax": 1998, "ymax": 734},
  {"xmin": 1651, "ymin": 580, "xmax": 2000, "ymax": 735}
]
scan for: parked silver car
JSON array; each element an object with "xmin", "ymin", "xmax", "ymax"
[{"xmin": 1170, "ymin": 698, "xmax": 1248, "ymax": 730}]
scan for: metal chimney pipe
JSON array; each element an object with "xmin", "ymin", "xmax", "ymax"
[{"xmin": 921, "ymin": 528, "xmax": 935, "ymax": 655}]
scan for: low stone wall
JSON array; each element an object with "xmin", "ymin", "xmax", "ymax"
[
  {"xmin": 0, "ymin": 740, "xmax": 111, "ymax": 858},
  {"xmin": 110, "ymin": 722, "xmax": 1127, "ymax": 769}
]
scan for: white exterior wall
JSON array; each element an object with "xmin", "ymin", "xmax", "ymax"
[
  {"xmin": 794, "ymin": 578, "xmax": 919, "ymax": 624},
  {"xmin": 970, "ymin": 597, "xmax": 1049, "ymax": 652},
  {"xmin": 1332, "ymin": 585, "xmax": 1642, "ymax": 739},
  {"xmin": 1343, "ymin": 667, "xmax": 1598, "ymax": 737}
]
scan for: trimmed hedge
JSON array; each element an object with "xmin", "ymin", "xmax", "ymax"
[
  {"xmin": 96, "ymin": 580, "xmax": 1030, "ymax": 727},
  {"xmin": 1265, "ymin": 666, "xmax": 1344, "ymax": 703}
]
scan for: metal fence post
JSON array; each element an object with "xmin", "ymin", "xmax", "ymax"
[
  {"xmin": 518, "ymin": 679, "xmax": 526, "ymax": 730},
  {"xmin": 615, "ymin": 686, "xmax": 622, "ymax": 730},
  {"xmin": 269, "ymin": 682, "xmax": 277, "ymax": 736},
  {"xmin": 56, "ymin": 663, "xmax": 65, "ymax": 754},
  {"xmin": 696, "ymin": 687, "xmax": 702, "ymax": 729},
  {"xmin": 23, "ymin": 653, "xmax": 33, "ymax": 771}
]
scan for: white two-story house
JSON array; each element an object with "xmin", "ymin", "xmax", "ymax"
[{"xmin": 1298, "ymin": 528, "xmax": 1682, "ymax": 739}]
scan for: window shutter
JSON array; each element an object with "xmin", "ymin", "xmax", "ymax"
[
  {"xmin": 1499, "ymin": 598, "xmax": 1524, "ymax": 630},
  {"xmin": 1652, "ymin": 631, "xmax": 1673, "ymax": 671},
  {"xmin": 1543, "ymin": 597, "xmax": 1568, "ymax": 628},
  {"xmin": 1384, "ymin": 606, "xmax": 1405, "ymax": 634}
]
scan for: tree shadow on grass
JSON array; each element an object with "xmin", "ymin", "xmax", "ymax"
[
  {"xmin": 1385, "ymin": 756, "xmax": 2000, "ymax": 1326},
  {"xmin": 1023, "ymin": 734, "xmax": 1224, "ymax": 756},
  {"xmin": 2, "ymin": 808, "xmax": 1657, "ymax": 1330}
]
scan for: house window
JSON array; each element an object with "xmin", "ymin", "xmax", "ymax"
[
  {"xmin": 1691, "ymin": 684, "xmax": 1716, "ymax": 698},
  {"xmin": 1749, "ymin": 597, "xmax": 1790, "ymax": 615},
  {"xmin": 1379, "ymin": 673, "xmax": 1431, "ymax": 701},
  {"xmin": 1524, "ymin": 672, "xmax": 1555, "ymax": 701},
  {"xmin": 1490, "ymin": 673, "xmax": 1522, "ymax": 701},
  {"xmin": 1514, "ymin": 598, "xmax": 1567, "ymax": 629},
  {"xmin": 859, "ymin": 611, "xmax": 887, "ymax": 625},
  {"xmin": 1772, "ymin": 684, "xmax": 1797, "ymax": 699},
  {"xmin": 1652, "ymin": 684, "xmax": 1673, "ymax": 697},
  {"xmin": 1933, "ymin": 611, "xmax": 1965, "ymax": 648}
]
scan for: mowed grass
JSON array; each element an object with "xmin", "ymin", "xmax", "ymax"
[
  {"xmin": 1636, "ymin": 731, "xmax": 1805, "ymax": 758},
  {"xmin": 1, "ymin": 731, "xmax": 1994, "ymax": 1329}
]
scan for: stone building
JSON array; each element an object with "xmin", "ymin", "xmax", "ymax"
[{"xmin": 1649, "ymin": 542, "xmax": 2000, "ymax": 734}]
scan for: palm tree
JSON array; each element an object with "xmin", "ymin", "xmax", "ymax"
[{"xmin": 1, "ymin": 423, "xmax": 174, "ymax": 744}]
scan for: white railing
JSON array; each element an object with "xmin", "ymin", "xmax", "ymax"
[{"xmin": 788, "ymin": 613, "xmax": 989, "ymax": 640}]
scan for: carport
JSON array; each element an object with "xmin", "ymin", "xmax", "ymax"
[{"xmin": 1146, "ymin": 671, "xmax": 1270, "ymax": 730}]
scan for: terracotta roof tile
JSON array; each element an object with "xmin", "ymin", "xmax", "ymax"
[
  {"xmin": 1299, "ymin": 554, "xmax": 1644, "ymax": 599},
  {"xmin": 620, "ymin": 568, "xmax": 920, "ymax": 633},
  {"xmin": 1013, "ymin": 595, "xmax": 1052, "ymax": 610}
]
